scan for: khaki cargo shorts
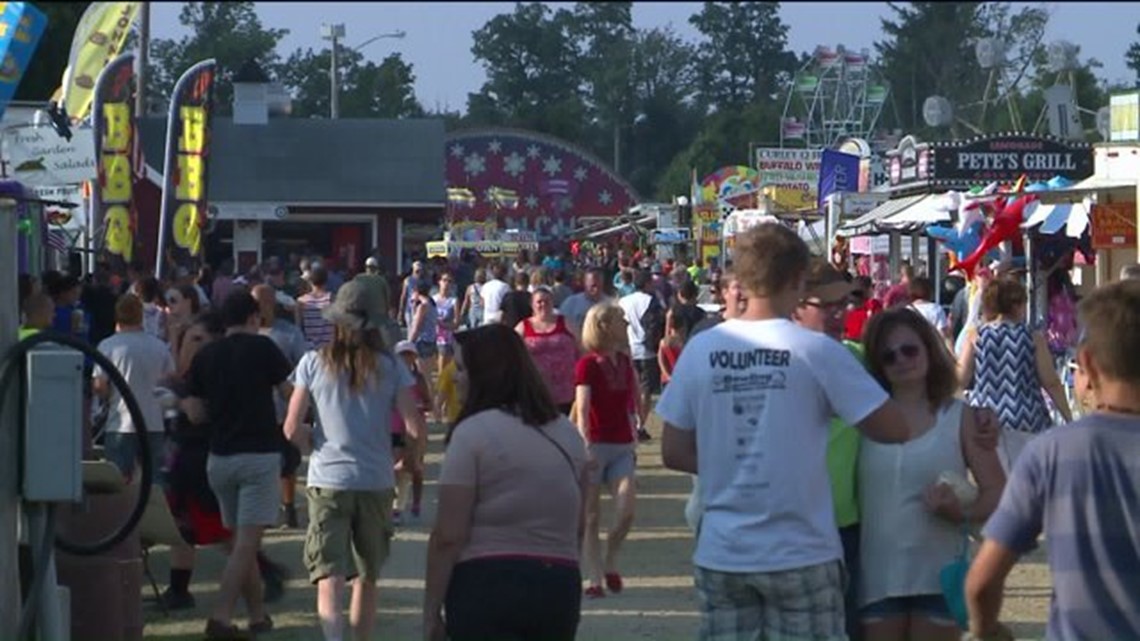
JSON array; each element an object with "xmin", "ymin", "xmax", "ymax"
[{"xmin": 304, "ymin": 487, "xmax": 395, "ymax": 583}]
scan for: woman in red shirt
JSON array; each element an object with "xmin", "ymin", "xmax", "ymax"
[{"xmin": 573, "ymin": 302, "xmax": 641, "ymax": 599}]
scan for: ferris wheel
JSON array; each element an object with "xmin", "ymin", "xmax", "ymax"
[{"xmin": 780, "ymin": 45, "xmax": 890, "ymax": 149}]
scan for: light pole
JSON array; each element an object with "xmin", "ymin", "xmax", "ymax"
[
  {"xmin": 321, "ymin": 24, "xmax": 407, "ymax": 119},
  {"xmin": 613, "ymin": 112, "xmax": 648, "ymax": 176}
]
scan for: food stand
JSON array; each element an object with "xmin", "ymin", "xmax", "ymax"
[{"xmin": 426, "ymin": 221, "xmax": 539, "ymax": 259}]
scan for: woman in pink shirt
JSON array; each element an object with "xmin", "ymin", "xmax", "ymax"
[
  {"xmin": 516, "ymin": 286, "xmax": 579, "ymax": 414},
  {"xmin": 424, "ymin": 325, "xmax": 588, "ymax": 641}
]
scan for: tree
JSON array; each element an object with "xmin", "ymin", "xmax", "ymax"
[
  {"xmin": 467, "ymin": 3, "xmax": 586, "ymax": 141},
  {"xmin": 1127, "ymin": 24, "xmax": 1140, "ymax": 86},
  {"xmin": 627, "ymin": 26, "xmax": 703, "ymax": 197},
  {"xmin": 656, "ymin": 100, "xmax": 783, "ymax": 200},
  {"xmin": 567, "ymin": 3, "xmax": 635, "ymax": 171},
  {"xmin": 876, "ymin": 2, "xmax": 988, "ymax": 135},
  {"xmin": 19, "ymin": 2, "xmax": 90, "ymax": 101},
  {"xmin": 688, "ymin": 1, "xmax": 796, "ymax": 110},
  {"xmin": 149, "ymin": 2, "xmax": 287, "ymax": 115},
  {"xmin": 875, "ymin": 2, "xmax": 1050, "ymax": 137},
  {"xmin": 279, "ymin": 47, "xmax": 424, "ymax": 119}
]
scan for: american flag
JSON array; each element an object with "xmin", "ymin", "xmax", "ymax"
[{"xmin": 46, "ymin": 229, "xmax": 70, "ymax": 253}]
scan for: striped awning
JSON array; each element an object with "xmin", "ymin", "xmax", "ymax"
[
  {"xmin": 838, "ymin": 194, "xmax": 931, "ymax": 236},
  {"xmin": 1022, "ymin": 201, "xmax": 1091, "ymax": 238},
  {"xmin": 878, "ymin": 194, "xmax": 954, "ymax": 232}
]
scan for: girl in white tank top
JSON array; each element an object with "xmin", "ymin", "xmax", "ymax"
[{"xmin": 859, "ymin": 309, "xmax": 1006, "ymax": 641}]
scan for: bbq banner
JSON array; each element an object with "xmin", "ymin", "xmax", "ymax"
[
  {"xmin": 156, "ymin": 59, "xmax": 216, "ymax": 279},
  {"xmin": 91, "ymin": 52, "xmax": 137, "ymax": 265}
]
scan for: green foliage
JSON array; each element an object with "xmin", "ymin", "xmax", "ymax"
[
  {"xmin": 149, "ymin": 2, "xmax": 288, "ymax": 115},
  {"xmin": 467, "ymin": 3, "xmax": 585, "ymax": 141},
  {"xmin": 279, "ymin": 47, "xmax": 424, "ymax": 119},
  {"xmin": 656, "ymin": 101, "xmax": 783, "ymax": 200},
  {"xmin": 466, "ymin": 1, "xmax": 796, "ymax": 198},
  {"xmin": 875, "ymin": 2, "xmax": 1055, "ymax": 137},
  {"xmin": 688, "ymin": 2, "xmax": 796, "ymax": 108},
  {"xmin": 876, "ymin": 2, "xmax": 989, "ymax": 136},
  {"xmin": 19, "ymin": 2, "xmax": 90, "ymax": 101},
  {"xmin": 1127, "ymin": 24, "xmax": 1140, "ymax": 87}
]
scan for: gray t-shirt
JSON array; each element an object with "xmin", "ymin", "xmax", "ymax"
[
  {"xmin": 983, "ymin": 414, "xmax": 1140, "ymax": 640},
  {"xmin": 262, "ymin": 319, "xmax": 310, "ymax": 422},
  {"xmin": 558, "ymin": 292, "xmax": 607, "ymax": 335},
  {"xmin": 294, "ymin": 350, "xmax": 414, "ymax": 491},
  {"xmin": 94, "ymin": 330, "xmax": 175, "ymax": 434}
]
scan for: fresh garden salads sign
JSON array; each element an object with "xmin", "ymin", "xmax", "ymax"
[{"xmin": 929, "ymin": 134, "xmax": 1093, "ymax": 185}]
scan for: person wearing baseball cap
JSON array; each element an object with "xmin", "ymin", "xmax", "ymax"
[
  {"xmin": 792, "ymin": 258, "xmax": 863, "ymax": 641},
  {"xmin": 353, "ymin": 255, "xmax": 395, "ymax": 347}
]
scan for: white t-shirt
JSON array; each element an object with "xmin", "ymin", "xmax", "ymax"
[
  {"xmin": 94, "ymin": 330, "xmax": 175, "ymax": 434},
  {"xmin": 480, "ymin": 278, "xmax": 511, "ymax": 324},
  {"xmin": 618, "ymin": 291, "xmax": 654, "ymax": 360},
  {"xmin": 910, "ymin": 300, "xmax": 949, "ymax": 334},
  {"xmin": 654, "ymin": 318, "xmax": 889, "ymax": 573}
]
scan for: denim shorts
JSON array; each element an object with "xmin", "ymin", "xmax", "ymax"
[
  {"xmin": 103, "ymin": 431, "xmax": 167, "ymax": 485},
  {"xmin": 860, "ymin": 594, "xmax": 954, "ymax": 625}
]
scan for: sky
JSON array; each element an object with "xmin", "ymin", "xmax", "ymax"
[{"xmin": 151, "ymin": 2, "xmax": 1138, "ymax": 112}]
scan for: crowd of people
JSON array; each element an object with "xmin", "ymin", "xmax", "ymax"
[{"xmin": 14, "ymin": 231, "xmax": 1140, "ymax": 641}]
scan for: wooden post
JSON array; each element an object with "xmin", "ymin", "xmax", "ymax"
[{"xmin": 0, "ymin": 200, "xmax": 21, "ymax": 640}]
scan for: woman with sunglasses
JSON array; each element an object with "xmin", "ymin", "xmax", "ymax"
[
  {"xmin": 425, "ymin": 324, "xmax": 588, "ymax": 641},
  {"xmin": 165, "ymin": 284, "xmax": 202, "ymax": 356},
  {"xmin": 857, "ymin": 309, "xmax": 1005, "ymax": 641}
]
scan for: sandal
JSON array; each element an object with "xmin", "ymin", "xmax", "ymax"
[
  {"xmin": 605, "ymin": 572, "xmax": 624, "ymax": 593},
  {"xmin": 584, "ymin": 585, "xmax": 605, "ymax": 599}
]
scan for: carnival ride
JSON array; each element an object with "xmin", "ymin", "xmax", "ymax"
[
  {"xmin": 780, "ymin": 45, "xmax": 890, "ymax": 149},
  {"xmin": 923, "ymin": 38, "xmax": 1108, "ymax": 141}
]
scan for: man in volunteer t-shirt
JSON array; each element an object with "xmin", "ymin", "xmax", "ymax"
[{"xmin": 658, "ymin": 223, "xmax": 911, "ymax": 641}]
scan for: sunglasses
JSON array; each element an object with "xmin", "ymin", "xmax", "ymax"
[
  {"xmin": 880, "ymin": 343, "xmax": 921, "ymax": 366},
  {"xmin": 802, "ymin": 299, "xmax": 847, "ymax": 313}
]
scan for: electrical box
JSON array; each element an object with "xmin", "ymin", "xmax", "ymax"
[{"xmin": 23, "ymin": 347, "xmax": 84, "ymax": 503}]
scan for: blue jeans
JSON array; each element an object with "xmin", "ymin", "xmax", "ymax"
[
  {"xmin": 839, "ymin": 523, "xmax": 862, "ymax": 641},
  {"xmin": 103, "ymin": 431, "xmax": 167, "ymax": 485}
]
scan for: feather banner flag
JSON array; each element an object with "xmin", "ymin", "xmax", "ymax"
[
  {"xmin": 91, "ymin": 52, "xmax": 137, "ymax": 268},
  {"xmin": 56, "ymin": 2, "xmax": 141, "ymax": 123},
  {"xmin": 156, "ymin": 59, "xmax": 216, "ymax": 279}
]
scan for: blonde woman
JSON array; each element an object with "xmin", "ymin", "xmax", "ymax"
[
  {"xmin": 574, "ymin": 303, "xmax": 641, "ymax": 598},
  {"xmin": 284, "ymin": 281, "xmax": 428, "ymax": 641}
]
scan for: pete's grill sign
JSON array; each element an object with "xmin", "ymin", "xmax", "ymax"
[{"xmin": 931, "ymin": 134, "xmax": 1093, "ymax": 184}]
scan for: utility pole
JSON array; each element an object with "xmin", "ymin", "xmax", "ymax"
[
  {"xmin": 613, "ymin": 121, "xmax": 620, "ymax": 176},
  {"xmin": 0, "ymin": 198, "xmax": 20, "ymax": 641},
  {"xmin": 321, "ymin": 24, "xmax": 345, "ymax": 119},
  {"xmin": 135, "ymin": 1, "xmax": 150, "ymax": 117}
]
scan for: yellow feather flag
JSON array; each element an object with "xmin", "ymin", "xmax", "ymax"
[{"xmin": 55, "ymin": 2, "xmax": 141, "ymax": 122}]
